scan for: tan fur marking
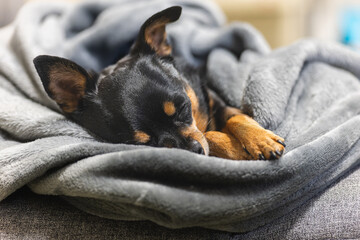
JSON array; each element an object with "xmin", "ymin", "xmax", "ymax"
[
  {"xmin": 185, "ymin": 86, "xmax": 208, "ymax": 133},
  {"xmin": 181, "ymin": 122, "xmax": 209, "ymax": 155},
  {"xmin": 48, "ymin": 64, "xmax": 86, "ymax": 113},
  {"xmin": 163, "ymin": 101, "xmax": 176, "ymax": 116},
  {"xmin": 134, "ymin": 131, "xmax": 150, "ymax": 143}
]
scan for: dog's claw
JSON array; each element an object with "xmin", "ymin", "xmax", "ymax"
[
  {"xmin": 275, "ymin": 150, "xmax": 282, "ymax": 156},
  {"xmin": 258, "ymin": 154, "xmax": 265, "ymax": 160},
  {"xmin": 277, "ymin": 140, "xmax": 286, "ymax": 147},
  {"xmin": 270, "ymin": 151, "xmax": 277, "ymax": 160}
]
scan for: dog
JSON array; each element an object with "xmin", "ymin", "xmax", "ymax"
[{"xmin": 33, "ymin": 6, "xmax": 285, "ymax": 160}]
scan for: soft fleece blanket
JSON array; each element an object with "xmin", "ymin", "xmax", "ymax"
[{"xmin": 0, "ymin": 0, "xmax": 360, "ymax": 233}]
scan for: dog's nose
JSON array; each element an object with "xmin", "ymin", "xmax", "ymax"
[{"xmin": 189, "ymin": 140, "xmax": 205, "ymax": 155}]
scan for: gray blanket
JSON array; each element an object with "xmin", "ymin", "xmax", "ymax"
[{"xmin": 0, "ymin": 0, "xmax": 359, "ymax": 233}]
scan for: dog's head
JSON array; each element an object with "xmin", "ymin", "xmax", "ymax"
[{"xmin": 33, "ymin": 6, "xmax": 209, "ymax": 155}]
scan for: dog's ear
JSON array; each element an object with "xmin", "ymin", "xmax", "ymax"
[
  {"xmin": 131, "ymin": 6, "xmax": 182, "ymax": 56},
  {"xmin": 33, "ymin": 55, "xmax": 96, "ymax": 113}
]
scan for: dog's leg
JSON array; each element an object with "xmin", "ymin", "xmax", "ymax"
[
  {"xmin": 205, "ymin": 130, "xmax": 252, "ymax": 160},
  {"xmin": 205, "ymin": 90, "xmax": 285, "ymax": 160}
]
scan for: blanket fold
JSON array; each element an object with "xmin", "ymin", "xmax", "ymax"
[{"xmin": 0, "ymin": 0, "xmax": 359, "ymax": 232}]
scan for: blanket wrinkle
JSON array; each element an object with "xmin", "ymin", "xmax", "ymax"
[{"xmin": 0, "ymin": 0, "xmax": 360, "ymax": 233}]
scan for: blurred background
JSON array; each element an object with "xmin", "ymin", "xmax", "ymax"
[{"xmin": 2, "ymin": 0, "xmax": 360, "ymax": 50}]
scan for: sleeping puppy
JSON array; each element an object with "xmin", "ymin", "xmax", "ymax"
[{"xmin": 33, "ymin": 6, "xmax": 285, "ymax": 160}]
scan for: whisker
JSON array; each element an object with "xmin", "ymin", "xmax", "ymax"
[{"xmin": 205, "ymin": 118, "xmax": 213, "ymax": 129}]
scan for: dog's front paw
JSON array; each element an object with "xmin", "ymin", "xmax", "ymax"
[{"xmin": 224, "ymin": 115, "xmax": 286, "ymax": 160}]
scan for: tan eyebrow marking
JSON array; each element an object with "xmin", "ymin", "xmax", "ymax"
[
  {"xmin": 163, "ymin": 101, "xmax": 176, "ymax": 116},
  {"xmin": 134, "ymin": 131, "xmax": 150, "ymax": 143}
]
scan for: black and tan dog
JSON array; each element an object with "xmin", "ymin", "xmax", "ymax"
[{"xmin": 33, "ymin": 6, "xmax": 285, "ymax": 160}]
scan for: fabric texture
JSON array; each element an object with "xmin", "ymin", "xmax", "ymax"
[
  {"xmin": 0, "ymin": 0, "xmax": 359, "ymax": 233},
  {"xmin": 1, "ymin": 168, "xmax": 360, "ymax": 239}
]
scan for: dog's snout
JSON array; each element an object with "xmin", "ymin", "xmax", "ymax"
[
  {"xmin": 188, "ymin": 140, "xmax": 205, "ymax": 155},
  {"xmin": 158, "ymin": 135, "xmax": 205, "ymax": 155}
]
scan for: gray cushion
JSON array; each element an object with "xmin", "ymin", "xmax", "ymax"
[{"xmin": 1, "ymin": 166, "xmax": 359, "ymax": 239}]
